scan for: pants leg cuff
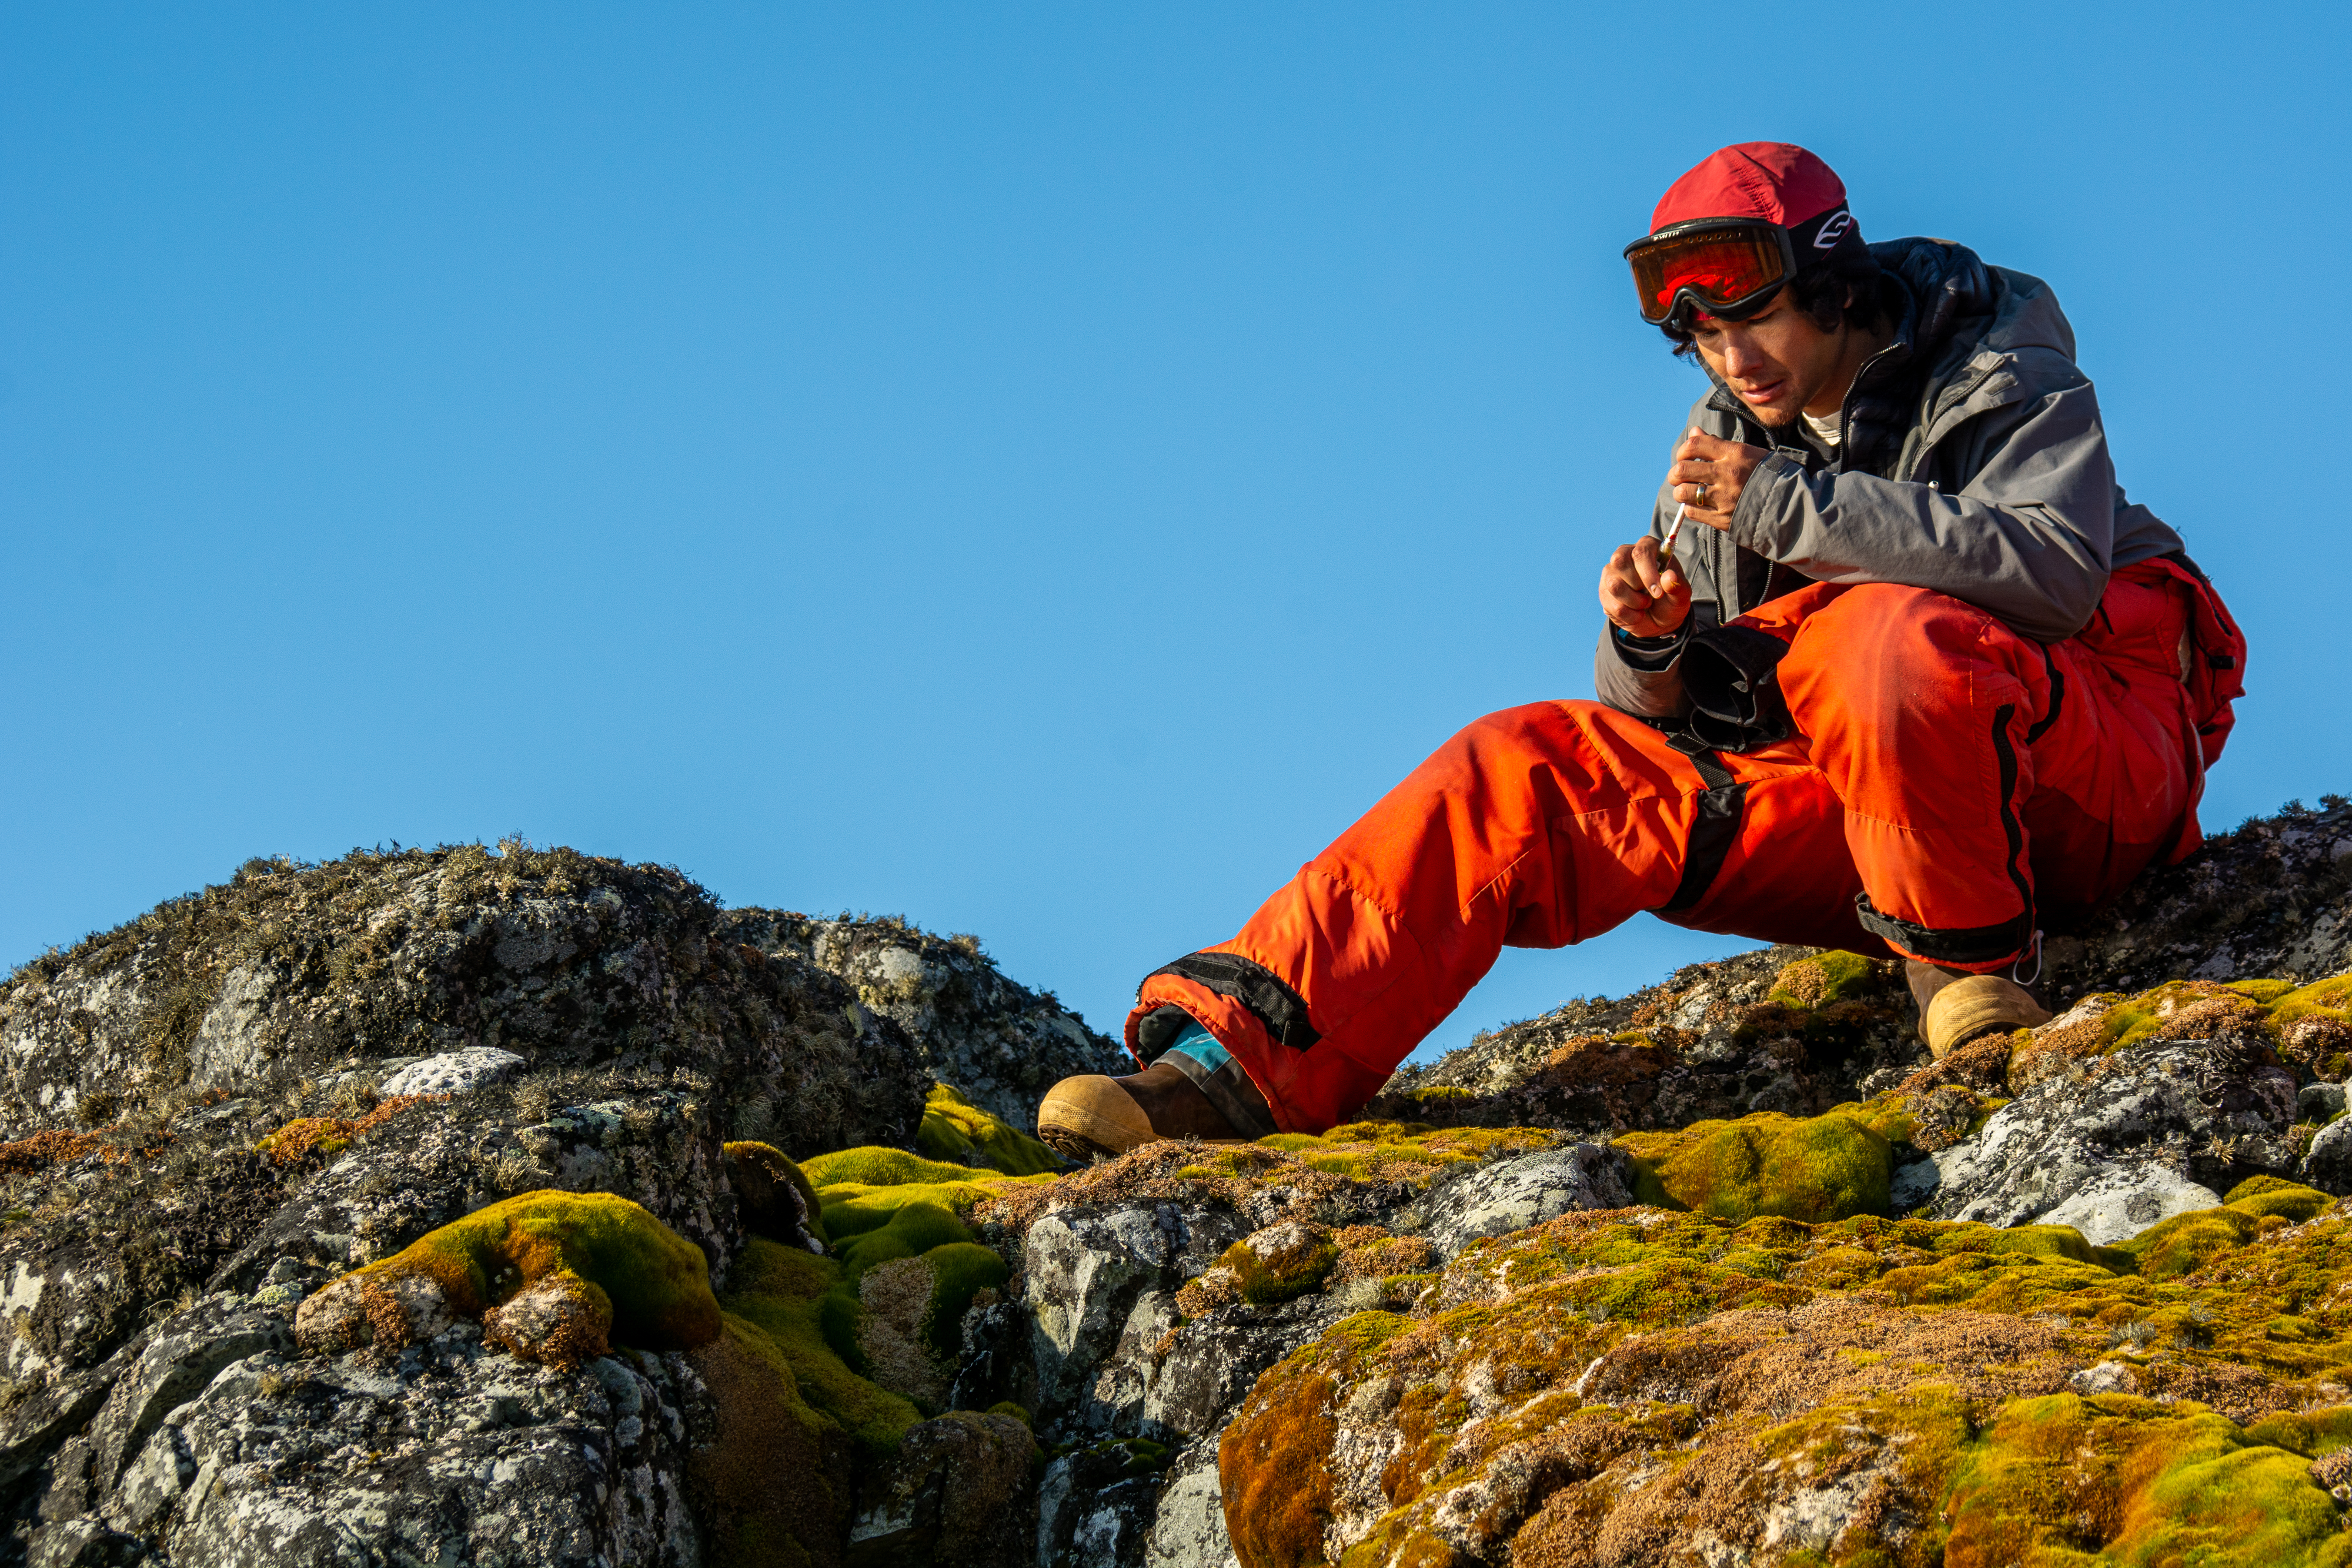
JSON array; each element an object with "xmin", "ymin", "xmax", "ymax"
[{"xmin": 1140, "ymin": 1013, "xmax": 1278, "ymax": 1139}]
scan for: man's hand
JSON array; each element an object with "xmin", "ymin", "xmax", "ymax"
[
  {"xmin": 1599, "ymin": 537, "xmax": 1690, "ymax": 638},
  {"xmin": 1666, "ymin": 428, "xmax": 1766, "ymax": 531}
]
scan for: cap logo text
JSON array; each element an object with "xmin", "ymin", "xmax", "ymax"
[{"xmin": 1813, "ymin": 211, "xmax": 1855, "ymax": 249}]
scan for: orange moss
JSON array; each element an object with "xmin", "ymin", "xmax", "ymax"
[
  {"xmin": 0, "ymin": 1128, "xmax": 105, "ymax": 1174},
  {"xmin": 259, "ymin": 1094, "xmax": 445, "ymax": 1166},
  {"xmin": 1221, "ymin": 1315, "xmax": 1405, "ymax": 1566}
]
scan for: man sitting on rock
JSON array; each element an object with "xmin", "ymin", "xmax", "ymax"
[{"xmin": 1038, "ymin": 141, "xmax": 2247, "ymax": 1158}]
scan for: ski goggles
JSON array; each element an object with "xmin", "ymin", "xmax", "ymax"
[{"xmin": 1624, "ymin": 218, "xmax": 1798, "ymax": 328}]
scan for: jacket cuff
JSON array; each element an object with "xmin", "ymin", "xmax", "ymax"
[
  {"xmin": 1608, "ymin": 623, "xmax": 1689, "ymax": 669},
  {"xmin": 1730, "ymin": 449, "xmax": 1804, "ymax": 555}
]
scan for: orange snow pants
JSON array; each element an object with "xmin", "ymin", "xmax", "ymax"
[{"xmin": 1128, "ymin": 561, "xmax": 2246, "ymax": 1133}]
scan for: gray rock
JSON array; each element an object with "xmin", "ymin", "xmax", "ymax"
[
  {"xmin": 1, "ymin": 1349, "xmax": 135, "ymax": 1494},
  {"xmin": 2301, "ymin": 1082, "xmax": 2348, "ymax": 1123},
  {"xmin": 2307, "ymin": 1115, "xmax": 2352, "ymax": 1193},
  {"xmin": 81, "ymin": 1294, "xmax": 290, "ymax": 1500},
  {"xmin": 1414, "ymin": 1145, "xmax": 1634, "ymax": 1259},
  {"xmin": 2036, "ymin": 804, "xmax": 2352, "ymax": 999},
  {"xmin": 1036, "ymin": 1440, "xmax": 1165, "ymax": 1568},
  {"xmin": 2035, "ymin": 1165, "xmax": 2220, "ymax": 1245},
  {"xmin": 2069, "ymin": 1359, "xmax": 2141, "ymax": 1395},
  {"xmin": 721, "ymin": 911, "xmax": 1125, "ymax": 1133},
  {"xmin": 1916, "ymin": 1038, "xmax": 2295, "ymax": 1228},
  {"xmin": 1142, "ymin": 1430, "xmax": 1240, "ymax": 1568},
  {"xmin": 159, "ymin": 1335, "xmax": 706, "ymax": 1567},
  {"xmin": 379, "ymin": 1047, "xmax": 527, "ymax": 1098},
  {"xmin": 0, "ymin": 847, "xmax": 932, "ymax": 1158},
  {"xmin": 1139, "ymin": 1299, "xmax": 1344, "ymax": 1439},
  {"xmin": 25, "ymin": 1517, "xmax": 112, "ymax": 1568},
  {"xmin": 1022, "ymin": 1203, "xmax": 1244, "ymax": 1437}
]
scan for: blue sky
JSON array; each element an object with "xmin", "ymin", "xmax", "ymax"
[{"xmin": 2, "ymin": 5, "xmax": 2341, "ymax": 1065}]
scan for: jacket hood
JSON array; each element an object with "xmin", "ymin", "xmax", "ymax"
[{"xmin": 1876, "ymin": 236, "xmax": 2076, "ymax": 373}]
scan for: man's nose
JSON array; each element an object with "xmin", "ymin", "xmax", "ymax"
[{"xmin": 1723, "ymin": 339, "xmax": 1764, "ymax": 379}]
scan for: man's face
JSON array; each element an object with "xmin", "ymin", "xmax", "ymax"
[{"xmin": 1686, "ymin": 289, "xmax": 1847, "ymax": 426}]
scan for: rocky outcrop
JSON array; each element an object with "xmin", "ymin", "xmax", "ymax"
[
  {"xmin": 6, "ymin": 798, "xmax": 2352, "ymax": 1566},
  {"xmin": 0, "ymin": 845, "xmax": 928, "ymax": 1156},
  {"xmin": 720, "ymin": 912, "xmax": 1124, "ymax": 1133}
]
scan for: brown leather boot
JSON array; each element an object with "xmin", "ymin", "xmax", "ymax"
[
  {"xmin": 1907, "ymin": 960, "xmax": 2052, "ymax": 1059},
  {"xmin": 1036, "ymin": 1061, "xmax": 1242, "ymax": 1160}
]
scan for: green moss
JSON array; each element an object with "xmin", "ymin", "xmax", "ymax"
[
  {"xmin": 801, "ymin": 1144, "xmax": 1049, "ymax": 1253},
  {"xmin": 1932, "ymin": 1222, "xmax": 2130, "ymax": 1272},
  {"xmin": 2243, "ymin": 1406, "xmax": 2352, "ymax": 1458},
  {"xmin": 1618, "ymin": 1111, "xmax": 1891, "ymax": 1224},
  {"xmin": 801, "ymin": 1145, "xmax": 1003, "ymax": 1191},
  {"xmin": 1767, "ymin": 950, "xmax": 1880, "ymax": 1008},
  {"xmin": 2121, "ymin": 1206, "xmax": 2265, "ymax": 1282},
  {"xmin": 2227, "ymin": 1176, "xmax": 2337, "ymax": 1224},
  {"xmin": 834, "ymin": 1199, "xmax": 972, "ymax": 1274},
  {"xmin": 2229, "ymin": 979, "xmax": 2299, "ymax": 1004},
  {"xmin": 914, "ymin": 1083, "xmax": 1063, "ymax": 1176},
  {"xmin": 686, "ymin": 1316, "xmax": 844, "ymax": 1568},
  {"xmin": 2270, "ymin": 976, "xmax": 2352, "ymax": 1031},
  {"xmin": 1220, "ymin": 1233, "xmax": 1341, "ymax": 1306},
  {"xmin": 335, "ymin": 1189, "xmax": 721, "ymax": 1352},
  {"xmin": 1945, "ymin": 1394, "xmax": 2352, "ymax": 1567},
  {"xmin": 918, "ymin": 1240, "xmax": 1008, "ymax": 1356},
  {"xmin": 720, "ymin": 1238, "xmax": 921, "ymax": 1461}
]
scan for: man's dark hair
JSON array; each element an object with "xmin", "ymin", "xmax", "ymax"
[{"xmin": 1662, "ymin": 252, "xmax": 1888, "ymax": 357}]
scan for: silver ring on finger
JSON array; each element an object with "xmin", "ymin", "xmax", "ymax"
[{"xmin": 1693, "ymin": 483, "xmax": 1708, "ymax": 503}]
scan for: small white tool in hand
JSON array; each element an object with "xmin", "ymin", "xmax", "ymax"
[{"xmin": 1659, "ymin": 502, "xmax": 1688, "ymax": 574}]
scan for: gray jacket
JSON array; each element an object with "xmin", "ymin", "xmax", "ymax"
[{"xmin": 1596, "ymin": 238, "xmax": 2186, "ymax": 720}]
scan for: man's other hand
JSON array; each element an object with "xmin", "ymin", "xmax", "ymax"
[
  {"xmin": 1600, "ymin": 537, "xmax": 1691, "ymax": 638},
  {"xmin": 1667, "ymin": 429, "xmax": 1765, "ymax": 530}
]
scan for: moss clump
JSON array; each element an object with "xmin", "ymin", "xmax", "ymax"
[
  {"xmin": 911, "ymin": 1241, "xmax": 1008, "ymax": 1356},
  {"xmin": 1943, "ymin": 1393, "xmax": 2352, "ymax": 1566},
  {"xmin": 1768, "ymin": 950, "xmax": 1881, "ymax": 1008},
  {"xmin": 913, "ymin": 1083, "xmax": 1063, "ymax": 1175},
  {"xmin": 300, "ymin": 1190, "xmax": 721, "ymax": 1366},
  {"xmin": 2119, "ymin": 1178, "xmax": 2339, "ymax": 1281},
  {"xmin": 1933, "ymin": 1222, "xmax": 2133, "ymax": 1273},
  {"xmin": 2269, "ymin": 975, "xmax": 2352, "ymax": 1031},
  {"xmin": 1217, "ymin": 1226, "xmax": 1340, "ymax": 1306},
  {"xmin": 256, "ymin": 1094, "xmax": 444, "ymax": 1168},
  {"xmin": 2229, "ymin": 1176, "xmax": 2338, "ymax": 1225},
  {"xmin": 720, "ymin": 1238, "xmax": 923, "ymax": 1460},
  {"xmin": 799, "ymin": 1146, "xmax": 1051, "ymax": 1251},
  {"xmin": 787, "ymin": 1132, "xmax": 1035, "ymax": 1406},
  {"xmin": 1617, "ymin": 1109, "xmax": 1892, "ymax": 1223},
  {"xmin": 1221, "ymin": 1313, "xmax": 1405, "ymax": 1568},
  {"xmin": 684, "ymin": 1315, "xmax": 850, "ymax": 1568},
  {"xmin": 831, "ymin": 1199, "xmax": 972, "ymax": 1275}
]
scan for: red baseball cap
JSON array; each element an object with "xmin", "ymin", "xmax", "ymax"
[
  {"xmin": 1650, "ymin": 142, "xmax": 1850, "ymax": 236},
  {"xmin": 1625, "ymin": 143, "xmax": 1866, "ymax": 326}
]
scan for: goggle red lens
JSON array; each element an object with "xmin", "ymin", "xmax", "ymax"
[{"xmin": 1626, "ymin": 225, "xmax": 1790, "ymax": 325}]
